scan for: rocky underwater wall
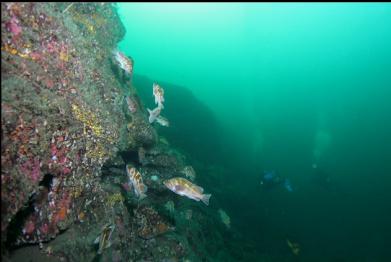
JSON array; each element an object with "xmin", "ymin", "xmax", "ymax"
[{"xmin": 1, "ymin": 3, "xmax": 252, "ymax": 261}]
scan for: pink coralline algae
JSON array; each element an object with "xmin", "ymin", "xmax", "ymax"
[
  {"xmin": 5, "ymin": 16, "xmax": 22, "ymax": 36},
  {"xmin": 49, "ymin": 135, "xmax": 72, "ymax": 175},
  {"xmin": 24, "ymin": 220, "xmax": 35, "ymax": 235},
  {"xmin": 40, "ymin": 223, "xmax": 49, "ymax": 235},
  {"xmin": 19, "ymin": 157, "xmax": 41, "ymax": 182},
  {"xmin": 62, "ymin": 167, "xmax": 71, "ymax": 175}
]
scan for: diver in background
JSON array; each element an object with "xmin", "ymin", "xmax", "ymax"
[{"xmin": 260, "ymin": 170, "xmax": 293, "ymax": 192}]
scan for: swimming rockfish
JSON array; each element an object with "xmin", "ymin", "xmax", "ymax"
[
  {"xmin": 163, "ymin": 177, "xmax": 211, "ymax": 205},
  {"xmin": 126, "ymin": 165, "xmax": 147, "ymax": 199},
  {"xmin": 181, "ymin": 166, "xmax": 196, "ymax": 181},
  {"xmin": 147, "ymin": 107, "xmax": 162, "ymax": 124},
  {"xmin": 113, "ymin": 50, "xmax": 133, "ymax": 75},
  {"xmin": 153, "ymin": 83, "xmax": 164, "ymax": 109},
  {"xmin": 156, "ymin": 115, "xmax": 169, "ymax": 127},
  {"xmin": 94, "ymin": 223, "xmax": 115, "ymax": 255}
]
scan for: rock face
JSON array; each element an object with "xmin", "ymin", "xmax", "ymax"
[
  {"xmin": 1, "ymin": 3, "xmax": 245, "ymax": 261},
  {"xmin": 1, "ymin": 2, "xmax": 130, "ymax": 250}
]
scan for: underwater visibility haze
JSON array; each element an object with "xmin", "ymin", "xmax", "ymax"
[{"xmin": 1, "ymin": 2, "xmax": 391, "ymax": 261}]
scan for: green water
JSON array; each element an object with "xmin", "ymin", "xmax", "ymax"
[{"xmin": 117, "ymin": 3, "xmax": 391, "ymax": 261}]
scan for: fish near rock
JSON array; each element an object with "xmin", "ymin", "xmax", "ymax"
[
  {"xmin": 94, "ymin": 223, "xmax": 115, "ymax": 255},
  {"xmin": 113, "ymin": 50, "xmax": 133, "ymax": 75},
  {"xmin": 147, "ymin": 107, "xmax": 161, "ymax": 124},
  {"xmin": 153, "ymin": 83, "xmax": 164, "ymax": 109},
  {"xmin": 163, "ymin": 177, "xmax": 211, "ymax": 205},
  {"xmin": 218, "ymin": 209, "xmax": 231, "ymax": 229},
  {"xmin": 181, "ymin": 166, "xmax": 196, "ymax": 181},
  {"xmin": 126, "ymin": 165, "xmax": 147, "ymax": 200},
  {"xmin": 156, "ymin": 115, "xmax": 169, "ymax": 127}
]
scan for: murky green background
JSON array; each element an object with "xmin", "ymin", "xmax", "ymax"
[{"xmin": 117, "ymin": 3, "xmax": 391, "ymax": 260}]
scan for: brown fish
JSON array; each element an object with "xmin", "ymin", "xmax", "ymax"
[
  {"xmin": 126, "ymin": 165, "xmax": 147, "ymax": 200},
  {"xmin": 113, "ymin": 50, "xmax": 133, "ymax": 75},
  {"xmin": 153, "ymin": 83, "xmax": 164, "ymax": 109},
  {"xmin": 163, "ymin": 177, "xmax": 211, "ymax": 205}
]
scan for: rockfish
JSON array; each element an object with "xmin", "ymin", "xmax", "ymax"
[
  {"xmin": 126, "ymin": 165, "xmax": 147, "ymax": 199},
  {"xmin": 113, "ymin": 50, "xmax": 133, "ymax": 75},
  {"xmin": 218, "ymin": 209, "xmax": 231, "ymax": 229},
  {"xmin": 94, "ymin": 223, "xmax": 115, "ymax": 255},
  {"xmin": 181, "ymin": 166, "xmax": 196, "ymax": 181},
  {"xmin": 163, "ymin": 177, "xmax": 211, "ymax": 205},
  {"xmin": 156, "ymin": 115, "xmax": 169, "ymax": 127},
  {"xmin": 153, "ymin": 83, "xmax": 164, "ymax": 109},
  {"xmin": 147, "ymin": 107, "xmax": 161, "ymax": 124}
]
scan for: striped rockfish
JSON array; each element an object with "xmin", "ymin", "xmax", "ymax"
[
  {"xmin": 126, "ymin": 165, "xmax": 147, "ymax": 200},
  {"xmin": 163, "ymin": 177, "xmax": 211, "ymax": 205},
  {"xmin": 153, "ymin": 83, "xmax": 164, "ymax": 109},
  {"xmin": 113, "ymin": 50, "xmax": 133, "ymax": 75},
  {"xmin": 94, "ymin": 223, "xmax": 115, "ymax": 255}
]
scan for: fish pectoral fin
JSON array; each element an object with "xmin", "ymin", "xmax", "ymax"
[{"xmin": 94, "ymin": 236, "xmax": 100, "ymax": 245}]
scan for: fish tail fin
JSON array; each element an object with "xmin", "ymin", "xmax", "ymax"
[
  {"xmin": 201, "ymin": 194, "xmax": 211, "ymax": 205},
  {"xmin": 94, "ymin": 236, "xmax": 100, "ymax": 244},
  {"xmin": 139, "ymin": 192, "xmax": 147, "ymax": 200},
  {"xmin": 139, "ymin": 185, "xmax": 148, "ymax": 200}
]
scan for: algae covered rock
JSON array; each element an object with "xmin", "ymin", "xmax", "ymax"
[{"xmin": 1, "ymin": 2, "xmax": 127, "ymax": 251}]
